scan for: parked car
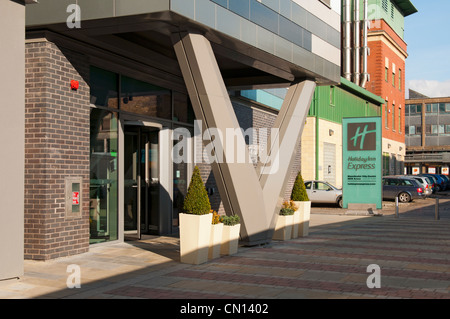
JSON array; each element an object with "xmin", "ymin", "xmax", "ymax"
[
  {"xmin": 419, "ymin": 174, "xmax": 446, "ymax": 192},
  {"xmin": 382, "ymin": 176, "xmax": 424, "ymax": 202},
  {"xmin": 304, "ymin": 180, "xmax": 343, "ymax": 208},
  {"xmin": 397, "ymin": 175, "xmax": 432, "ymax": 197},
  {"xmin": 421, "ymin": 175, "xmax": 436, "ymax": 193},
  {"xmin": 418, "ymin": 174, "xmax": 439, "ymax": 193},
  {"xmin": 438, "ymin": 174, "xmax": 450, "ymax": 190}
]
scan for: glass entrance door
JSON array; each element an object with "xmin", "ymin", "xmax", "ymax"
[{"xmin": 124, "ymin": 126, "xmax": 160, "ymax": 240}]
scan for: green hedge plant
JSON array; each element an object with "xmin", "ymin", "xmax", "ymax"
[
  {"xmin": 279, "ymin": 208, "xmax": 295, "ymax": 216},
  {"xmin": 182, "ymin": 166, "xmax": 211, "ymax": 215},
  {"xmin": 291, "ymin": 171, "xmax": 309, "ymax": 201},
  {"xmin": 219, "ymin": 214, "xmax": 240, "ymax": 226}
]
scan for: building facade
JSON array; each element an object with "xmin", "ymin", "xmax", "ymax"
[
  {"xmin": 363, "ymin": 0, "xmax": 417, "ymax": 176},
  {"xmin": 302, "ymin": 77, "xmax": 384, "ymax": 188},
  {"xmin": 1, "ymin": 0, "xmax": 341, "ymax": 278},
  {"xmin": 405, "ymin": 90, "xmax": 450, "ymax": 175}
]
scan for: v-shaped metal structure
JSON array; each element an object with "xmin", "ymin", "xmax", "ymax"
[{"xmin": 173, "ymin": 32, "xmax": 316, "ymax": 245}]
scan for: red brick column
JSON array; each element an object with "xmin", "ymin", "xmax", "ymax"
[{"xmin": 24, "ymin": 39, "xmax": 90, "ymax": 260}]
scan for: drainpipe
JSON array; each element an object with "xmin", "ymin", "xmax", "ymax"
[
  {"xmin": 315, "ymin": 92, "xmax": 320, "ymax": 180},
  {"xmin": 360, "ymin": 0, "xmax": 369, "ymax": 88},
  {"xmin": 343, "ymin": 0, "xmax": 352, "ymax": 81},
  {"xmin": 353, "ymin": 0, "xmax": 361, "ymax": 85}
]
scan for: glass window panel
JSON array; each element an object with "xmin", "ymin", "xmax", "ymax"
[
  {"xmin": 416, "ymin": 104, "xmax": 422, "ymax": 113},
  {"xmin": 173, "ymin": 92, "xmax": 195, "ymax": 124},
  {"xmin": 432, "ymin": 125, "xmax": 438, "ymax": 134},
  {"xmin": 385, "ymin": 104, "xmax": 388, "ymax": 127},
  {"xmin": 426, "ymin": 104, "xmax": 437, "ymax": 113},
  {"xmin": 392, "ymin": 106, "xmax": 395, "ymax": 130},
  {"xmin": 439, "ymin": 125, "xmax": 445, "ymax": 134},
  {"xmin": 229, "ymin": 0, "xmax": 250, "ymax": 18},
  {"xmin": 279, "ymin": 15, "xmax": 303, "ymax": 47},
  {"xmin": 416, "ymin": 126, "xmax": 422, "ymax": 134},
  {"xmin": 446, "ymin": 103, "xmax": 450, "ymax": 112},
  {"xmin": 90, "ymin": 66, "xmax": 118, "ymax": 108},
  {"xmin": 279, "ymin": 0, "xmax": 291, "ymax": 18},
  {"xmin": 410, "ymin": 104, "xmax": 416, "ymax": 114},
  {"xmin": 211, "ymin": 0, "xmax": 227, "ymax": 8},
  {"xmin": 89, "ymin": 109, "xmax": 118, "ymax": 244},
  {"xmin": 446, "ymin": 125, "xmax": 450, "ymax": 133},
  {"xmin": 250, "ymin": 0, "xmax": 279, "ymax": 34},
  {"xmin": 120, "ymin": 75, "xmax": 171, "ymax": 119},
  {"xmin": 439, "ymin": 103, "xmax": 446, "ymax": 113},
  {"xmin": 409, "ymin": 125, "xmax": 415, "ymax": 135}
]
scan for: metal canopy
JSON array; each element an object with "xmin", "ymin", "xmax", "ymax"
[{"xmin": 392, "ymin": 0, "xmax": 418, "ymax": 17}]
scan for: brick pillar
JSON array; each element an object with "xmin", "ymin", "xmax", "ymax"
[{"xmin": 24, "ymin": 39, "xmax": 90, "ymax": 260}]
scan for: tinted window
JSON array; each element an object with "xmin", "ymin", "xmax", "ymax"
[
  {"xmin": 90, "ymin": 66, "xmax": 118, "ymax": 108},
  {"xmin": 304, "ymin": 182, "xmax": 312, "ymax": 189},
  {"xmin": 399, "ymin": 179, "xmax": 413, "ymax": 186}
]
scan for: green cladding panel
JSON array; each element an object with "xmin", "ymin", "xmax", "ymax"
[{"xmin": 308, "ymin": 84, "xmax": 381, "ymax": 124}]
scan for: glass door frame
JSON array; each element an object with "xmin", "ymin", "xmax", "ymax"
[{"xmin": 119, "ymin": 118, "xmax": 163, "ymax": 241}]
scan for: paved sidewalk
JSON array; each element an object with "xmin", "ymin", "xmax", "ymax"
[{"xmin": 1, "ymin": 207, "xmax": 450, "ymax": 299}]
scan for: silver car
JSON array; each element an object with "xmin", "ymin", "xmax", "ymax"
[{"xmin": 304, "ymin": 180, "xmax": 343, "ymax": 208}]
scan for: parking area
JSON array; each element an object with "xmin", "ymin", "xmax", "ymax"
[{"xmin": 311, "ymin": 190, "xmax": 450, "ymax": 220}]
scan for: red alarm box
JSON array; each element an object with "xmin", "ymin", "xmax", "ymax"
[{"xmin": 70, "ymin": 80, "xmax": 79, "ymax": 90}]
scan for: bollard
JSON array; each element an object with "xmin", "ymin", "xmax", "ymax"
[
  {"xmin": 395, "ymin": 196, "xmax": 399, "ymax": 219},
  {"xmin": 435, "ymin": 197, "xmax": 440, "ymax": 220}
]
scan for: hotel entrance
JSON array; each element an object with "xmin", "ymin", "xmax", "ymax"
[{"xmin": 124, "ymin": 124, "xmax": 160, "ymax": 240}]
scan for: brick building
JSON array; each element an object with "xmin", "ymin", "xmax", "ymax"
[
  {"xmin": 1, "ymin": 0, "xmax": 341, "ymax": 279},
  {"xmin": 365, "ymin": 0, "xmax": 417, "ymax": 175}
]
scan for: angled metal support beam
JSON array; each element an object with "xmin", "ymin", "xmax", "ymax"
[
  {"xmin": 172, "ymin": 32, "xmax": 315, "ymax": 245},
  {"xmin": 257, "ymin": 81, "xmax": 316, "ymax": 237}
]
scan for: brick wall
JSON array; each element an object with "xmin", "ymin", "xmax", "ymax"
[
  {"xmin": 24, "ymin": 39, "xmax": 90, "ymax": 260},
  {"xmin": 367, "ymin": 21, "xmax": 406, "ymax": 145}
]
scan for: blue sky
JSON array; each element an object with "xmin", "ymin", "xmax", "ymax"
[{"xmin": 404, "ymin": 0, "xmax": 450, "ymax": 98}]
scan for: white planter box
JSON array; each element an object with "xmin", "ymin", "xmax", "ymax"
[
  {"xmin": 220, "ymin": 224, "xmax": 240, "ymax": 256},
  {"xmin": 272, "ymin": 214, "xmax": 294, "ymax": 241},
  {"xmin": 208, "ymin": 223, "xmax": 224, "ymax": 260},
  {"xmin": 292, "ymin": 210, "xmax": 300, "ymax": 238},
  {"xmin": 293, "ymin": 201, "xmax": 311, "ymax": 237},
  {"xmin": 179, "ymin": 213, "xmax": 212, "ymax": 264}
]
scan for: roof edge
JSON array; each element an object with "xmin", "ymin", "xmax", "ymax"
[{"xmin": 339, "ymin": 77, "xmax": 386, "ymax": 105}]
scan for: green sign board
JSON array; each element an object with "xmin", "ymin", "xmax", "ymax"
[{"xmin": 342, "ymin": 117, "xmax": 382, "ymax": 209}]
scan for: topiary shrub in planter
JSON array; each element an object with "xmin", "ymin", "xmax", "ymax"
[
  {"xmin": 219, "ymin": 214, "xmax": 241, "ymax": 256},
  {"xmin": 208, "ymin": 210, "xmax": 223, "ymax": 260},
  {"xmin": 273, "ymin": 202, "xmax": 295, "ymax": 241},
  {"xmin": 179, "ymin": 166, "xmax": 212, "ymax": 264},
  {"xmin": 291, "ymin": 171, "xmax": 311, "ymax": 237}
]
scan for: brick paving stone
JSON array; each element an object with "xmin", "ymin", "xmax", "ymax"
[{"xmin": 4, "ymin": 211, "xmax": 450, "ymax": 299}]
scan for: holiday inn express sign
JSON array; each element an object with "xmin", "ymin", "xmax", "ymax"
[{"xmin": 343, "ymin": 117, "xmax": 382, "ymax": 209}]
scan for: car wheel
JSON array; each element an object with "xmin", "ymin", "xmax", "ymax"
[
  {"xmin": 337, "ymin": 197, "xmax": 343, "ymax": 208},
  {"xmin": 398, "ymin": 192, "xmax": 411, "ymax": 203}
]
